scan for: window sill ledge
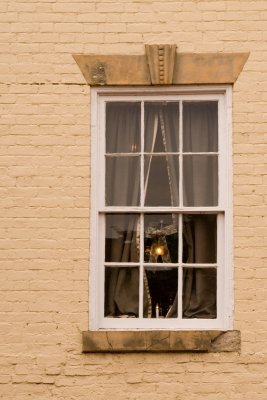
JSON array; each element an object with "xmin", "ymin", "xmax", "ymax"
[{"xmin": 82, "ymin": 330, "xmax": 240, "ymax": 353}]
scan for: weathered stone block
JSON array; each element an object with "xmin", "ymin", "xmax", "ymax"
[{"xmin": 82, "ymin": 330, "xmax": 241, "ymax": 353}]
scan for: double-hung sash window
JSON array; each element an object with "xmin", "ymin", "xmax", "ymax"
[{"xmin": 90, "ymin": 86, "xmax": 232, "ymax": 330}]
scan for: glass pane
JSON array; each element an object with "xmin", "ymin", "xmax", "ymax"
[
  {"xmin": 105, "ymin": 267, "xmax": 139, "ymax": 318},
  {"xmin": 144, "ymin": 155, "xmax": 179, "ymax": 206},
  {"xmin": 144, "ymin": 214, "xmax": 178, "ymax": 263},
  {"xmin": 106, "ymin": 102, "xmax": 141, "ymax": 153},
  {"xmin": 183, "ymin": 101, "xmax": 218, "ymax": 152},
  {"xmin": 183, "ymin": 215, "xmax": 217, "ymax": 263},
  {"xmin": 106, "ymin": 156, "xmax": 140, "ymax": 206},
  {"xmin": 143, "ymin": 267, "xmax": 178, "ymax": 318},
  {"xmin": 183, "ymin": 155, "xmax": 218, "ymax": 206},
  {"xmin": 105, "ymin": 214, "xmax": 139, "ymax": 262},
  {"xmin": 182, "ymin": 268, "xmax": 217, "ymax": 319},
  {"xmin": 144, "ymin": 102, "xmax": 179, "ymax": 153}
]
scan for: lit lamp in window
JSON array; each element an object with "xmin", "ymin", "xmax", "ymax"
[
  {"xmin": 151, "ymin": 236, "xmax": 168, "ymax": 263},
  {"xmin": 155, "ymin": 244, "xmax": 164, "ymax": 256}
]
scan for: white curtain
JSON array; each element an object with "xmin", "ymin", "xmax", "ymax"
[
  {"xmin": 106, "ymin": 102, "xmax": 140, "ymax": 207},
  {"xmin": 105, "ymin": 101, "xmax": 218, "ymax": 319},
  {"xmin": 144, "ymin": 103, "xmax": 180, "ymax": 206},
  {"xmin": 105, "ymin": 103, "xmax": 142, "ymax": 317},
  {"xmin": 183, "ymin": 102, "xmax": 218, "ymax": 207}
]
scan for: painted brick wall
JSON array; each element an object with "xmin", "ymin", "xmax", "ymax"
[{"xmin": 0, "ymin": 1, "xmax": 266, "ymax": 399}]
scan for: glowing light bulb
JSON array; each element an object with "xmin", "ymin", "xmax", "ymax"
[{"xmin": 155, "ymin": 246, "xmax": 164, "ymax": 256}]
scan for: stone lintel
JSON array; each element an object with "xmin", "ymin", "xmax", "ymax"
[
  {"xmin": 73, "ymin": 54, "xmax": 151, "ymax": 86},
  {"xmin": 82, "ymin": 330, "xmax": 241, "ymax": 353},
  {"xmin": 174, "ymin": 53, "xmax": 249, "ymax": 84},
  {"xmin": 73, "ymin": 52, "xmax": 249, "ymax": 86}
]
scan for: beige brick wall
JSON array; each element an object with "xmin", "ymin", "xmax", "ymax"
[{"xmin": 0, "ymin": 1, "xmax": 266, "ymax": 399}]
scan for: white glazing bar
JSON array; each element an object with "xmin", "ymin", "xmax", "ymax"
[
  {"xmin": 139, "ymin": 212, "xmax": 144, "ymax": 319},
  {"xmin": 99, "ymin": 214, "xmax": 106, "ymax": 328},
  {"xmin": 180, "ymin": 152, "xmax": 219, "ymax": 155},
  {"xmin": 105, "ymin": 153, "xmax": 141, "ymax": 157},
  {"xmin": 139, "ymin": 102, "xmax": 144, "ymax": 319},
  {"xmin": 101, "ymin": 98, "xmax": 107, "ymax": 323},
  {"xmin": 177, "ymin": 101, "xmax": 183, "ymax": 321},
  {"xmin": 143, "ymin": 152, "xmax": 180, "ymax": 156},
  {"xmin": 179, "ymin": 101, "xmax": 183, "ymax": 207},
  {"xmin": 104, "ymin": 262, "xmax": 140, "ymax": 267},
  {"xmin": 181, "ymin": 263, "xmax": 218, "ymax": 268},
  {"xmin": 140, "ymin": 101, "xmax": 144, "ymax": 207},
  {"xmin": 217, "ymin": 213, "xmax": 224, "ymax": 327},
  {"xmin": 218, "ymin": 97, "xmax": 223, "ymax": 207},
  {"xmin": 101, "ymin": 207, "xmax": 225, "ymax": 213},
  {"xmin": 178, "ymin": 213, "xmax": 183, "ymax": 320},
  {"xmin": 143, "ymin": 263, "xmax": 179, "ymax": 268},
  {"xmin": 100, "ymin": 100, "xmax": 106, "ymax": 209}
]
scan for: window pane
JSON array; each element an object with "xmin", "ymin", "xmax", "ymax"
[
  {"xmin": 144, "ymin": 102, "xmax": 179, "ymax": 153},
  {"xmin": 106, "ymin": 102, "xmax": 141, "ymax": 153},
  {"xmin": 183, "ymin": 155, "xmax": 218, "ymax": 206},
  {"xmin": 105, "ymin": 266, "xmax": 139, "ymax": 317},
  {"xmin": 105, "ymin": 214, "xmax": 139, "ymax": 262},
  {"xmin": 183, "ymin": 101, "xmax": 218, "ymax": 152},
  {"xmin": 144, "ymin": 155, "xmax": 179, "ymax": 206},
  {"xmin": 183, "ymin": 214, "xmax": 217, "ymax": 263},
  {"xmin": 106, "ymin": 156, "xmax": 140, "ymax": 206},
  {"xmin": 182, "ymin": 268, "xmax": 217, "ymax": 319},
  {"xmin": 144, "ymin": 214, "xmax": 178, "ymax": 263},
  {"xmin": 144, "ymin": 267, "xmax": 178, "ymax": 318}
]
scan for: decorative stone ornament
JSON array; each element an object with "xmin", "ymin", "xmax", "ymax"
[
  {"xmin": 73, "ymin": 44, "xmax": 249, "ymax": 86},
  {"xmin": 145, "ymin": 44, "xmax": 177, "ymax": 85},
  {"xmin": 91, "ymin": 62, "xmax": 106, "ymax": 85}
]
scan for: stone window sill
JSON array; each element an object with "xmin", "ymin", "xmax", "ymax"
[{"xmin": 82, "ymin": 330, "xmax": 240, "ymax": 353}]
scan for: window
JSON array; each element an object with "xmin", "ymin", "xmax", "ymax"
[{"xmin": 90, "ymin": 86, "xmax": 232, "ymax": 331}]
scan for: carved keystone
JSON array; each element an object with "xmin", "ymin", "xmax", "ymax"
[{"xmin": 145, "ymin": 44, "xmax": 177, "ymax": 85}]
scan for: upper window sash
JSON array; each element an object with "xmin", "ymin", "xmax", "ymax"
[{"xmin": 93, "ymin": 89, "xmax": 228, "ymax": 211}]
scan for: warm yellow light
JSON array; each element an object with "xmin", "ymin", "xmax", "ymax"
[{"xmin": 155, "ymin": 246, "xmax": 164, "ymax": 256}]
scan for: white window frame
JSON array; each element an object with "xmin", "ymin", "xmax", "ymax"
[{"xmin": 89, "ymin": 85, "xmax": 233, "ymax": 331}]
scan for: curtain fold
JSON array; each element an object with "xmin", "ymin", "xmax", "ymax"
[
  {"xmin": 105, "ymin": 103, "xmax": 142, "ymax": 317},
  {"xmin": 182, "ymin": 102, "xmax": 218, "ymax": 318},
  {"xmin": 105, "ymin": 101, "xmax": 217, "ymax": 319},
  {"xmin": 182, "ymin": 215, "xmax": 217, "ymax": 318},
  {"xmin": 144, "ymin": 103, "xmax": 179, "ymax": 206},
  {"xmin": 183, "ymin": 102, "xmax": 218, "ymax": 207}
]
